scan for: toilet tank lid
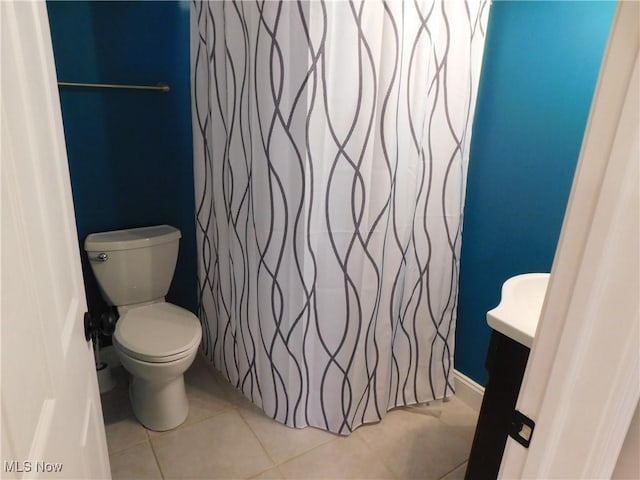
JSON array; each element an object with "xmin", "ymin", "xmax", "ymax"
[{"xmin": 84, "ymin": 225, "xmax": 181, "ymax": 252}]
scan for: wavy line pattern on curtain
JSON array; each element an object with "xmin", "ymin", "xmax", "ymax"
[{"xmin": 191, "ymin": 0, "xmax": 488, "ymax": 434}]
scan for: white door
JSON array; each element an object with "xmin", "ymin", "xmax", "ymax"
[
  {"xmin": 1, "ymin": 2, "xmax": 110, "ymax": 479},
  {"xmin": 499, "ymin": 2, "xmax": 639, "ymax": 478}
]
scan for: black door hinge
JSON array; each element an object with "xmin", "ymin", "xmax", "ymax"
[{"xmin": 509, "ymin": 410, "xmax": 535, "ymax": 448}]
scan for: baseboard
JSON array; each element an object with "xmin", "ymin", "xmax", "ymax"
[{"xmin": 454, "ymin": 369, "xmax": 484, "ymax": 412}]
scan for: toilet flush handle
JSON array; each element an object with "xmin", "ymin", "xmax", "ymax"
[{"xmin": 95, "ymin": 253, "xmax": 108, "ymax": 262}]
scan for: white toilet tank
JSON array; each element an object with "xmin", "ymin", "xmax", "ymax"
[{"xmin": 84, "ymin": 225, "xmax": 181, "ymax": 306}]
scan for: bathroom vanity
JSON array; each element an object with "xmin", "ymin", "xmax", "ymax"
[{"xmin": 465, "ymin": 273, "xmax": 550, "ymax": 480}]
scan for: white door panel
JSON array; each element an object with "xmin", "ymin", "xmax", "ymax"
[{"xmin": 1, "ymin": 2, "xmax": 110, "ymax": 478}]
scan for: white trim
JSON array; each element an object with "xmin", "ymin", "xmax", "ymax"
[{"xmin": 454, "ymin": 369, "xmax": 484, "ymax": 412}]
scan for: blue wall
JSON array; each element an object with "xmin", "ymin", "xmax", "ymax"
[
  {"xmin": 456, "ymin": 1, "xmax": 615, "ymax": 385},
  {"xmin": 47, "ymin": 1, "xmax": 197, "ymax": 314}
]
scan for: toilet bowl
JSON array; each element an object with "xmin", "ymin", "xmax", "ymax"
[
  {"xmin": 114, "ymin": 302, "xmax": 201, "ymax": 431},
  {"xmin": 84, "ymin": 225, "xmax": 202, "ymax": 431}
]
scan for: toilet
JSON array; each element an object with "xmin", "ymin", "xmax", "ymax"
[{"xmin": 84, "ymin": 225, "xmax": 202, "ymax": 431}]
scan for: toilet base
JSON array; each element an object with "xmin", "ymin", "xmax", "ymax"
[
  {"xmin": 130, "ymin": 374, "xmax": 189, "ymax": 431},
  {"xmin": 114, "ymin": 345, "xmax": 199, "ymax": 432}
]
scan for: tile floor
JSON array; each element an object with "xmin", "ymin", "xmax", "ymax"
[{"xmin": 101, "ymin": 354, "xmax": 478, "ymax": 480}]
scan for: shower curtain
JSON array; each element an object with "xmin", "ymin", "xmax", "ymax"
[{"xmin": 191, "ymin": 0, "xmax": 488, "ymax": 434}]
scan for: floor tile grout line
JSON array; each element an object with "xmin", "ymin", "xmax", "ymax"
[
  {"xmin": 268, "ymin": 427, "xmax": 401, "ymax": 479},
  {"xmin": 351, "ymin": 430, "xmax": 401, "ymax": 480},
  {"xmin": 108, "ymin": 404, "xmax": 469, "ymax": 480},
  {"xmin": 436, "ymin": 414, "xmax": 479, "ymax": 443},
  {"xmin": 108, "ymin": 436, "xmax": 149, "ymax": 457},
  {"xmin": 147, "ymin": 437, "xmax": 166, "ymax": 480},
  {"xmin": 209, "ymin": 365, "xmax": 358, "ymax": 470},
  {"xmin": 144, "ymin": 402, "xmax": 237, "ymax": 441},
  {"xmin": 437, "ymin": 459, "xmax": 468, "ymax": 480},
  {"xmin": 236, "ymin": 408, "xmax": 280, "ymax": 470},
  {"xmin": 246, "ymin": 464, "xmax": 282, "ymax": 480},
  {"xmin": 237, "ymin": 408, "xmax": 342, "ymax": 474},
  {"xmin": 106, "ymin": 357, "xmax": 475, "ymax": 480}
]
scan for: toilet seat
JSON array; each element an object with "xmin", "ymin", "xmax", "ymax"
[{"xmin": 114, "ymin": 302, "xmax": 201, "ymax": 363}]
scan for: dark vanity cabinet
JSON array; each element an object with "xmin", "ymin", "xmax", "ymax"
[{"xmin": 464, "ymin": 331, "xmax": 531, "ymax": 480}]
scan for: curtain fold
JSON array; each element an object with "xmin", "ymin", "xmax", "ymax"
[{"xmin": 191, "ymin": 0, "xmax": 488, "ymax": 434}]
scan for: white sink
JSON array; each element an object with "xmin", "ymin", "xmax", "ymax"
[{"xmin": 486, "ymin": 273, "xmax": 550, "ymax": 348}]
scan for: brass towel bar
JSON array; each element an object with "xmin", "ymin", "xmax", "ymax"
[{"xmin": 57, "ymin": 81, "xmax": 170, "ymax": 93}]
